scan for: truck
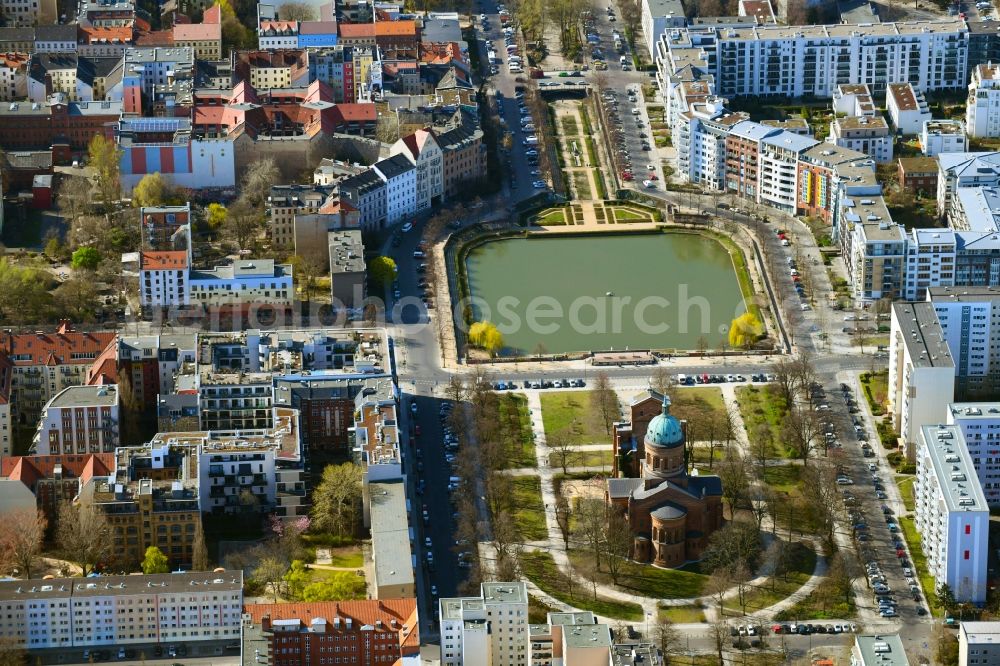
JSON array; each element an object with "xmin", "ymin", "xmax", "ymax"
[
  {"xmin": 488, "ymin": 50, "xmax": 499, "ymax": 64},
  {"xmin": 529, "ymin": 67, "xmax": 544, "ymax": 78}
]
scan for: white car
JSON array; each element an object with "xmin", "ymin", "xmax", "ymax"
[
  {"xmin": 401, "ymin": 222, "xmax": 413, "ymax": 232},
  {"xmin": 642, "ymin": 180, "xmax": 656, "ymax": 188},
  {"xmin": 532, "ymin": 180, "xmax": 547, "ymax": 188}
]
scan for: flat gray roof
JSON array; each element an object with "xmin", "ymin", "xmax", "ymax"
[
  {"xmin": 47, "ymin": 385, "xmax": 117, "ymax": 409},
  {"xmin": 0, "ymin": 571, "xmax": 242, "ymax": 602},
  {"xmin": 853, "ymin": 634, "xmax": 910, "ymax": 666},
  {"xmin": 929, "ymin": 285, "xmax": 1000, "ymax": 302},
  {"xmin": 961, "ymin": 621, "xmax": 1000, "ymax": 645},
  {"xmin": 482, "ymin": 582, "xmax": 527, "ymax": 605},
  {"xmin": 369, "ymin": 480, "xmax": 414, "ymax": 590},
  {"xmin": 892, "ymin": 302, "xmax": 954, "ymax": 369},
  {"xmin": 329, "ymin": 229, "xmax": 366, "ymax": 274},
  {"xmin": 919, "ymin": 425, "xmax": 988, "ymax": 514},
  {"xmin": 563, "ymin": 623, "xmax": 612, "ymax": 648}
]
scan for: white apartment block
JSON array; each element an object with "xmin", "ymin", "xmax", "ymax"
[
  {"xmin": 0, "ymin": 571, "xmax": 242, "ymax": 650},
  {"xmin": 656, "ymin": 19, "xmax": 969, "ymax": 103},
  {"xmin": 902, "ymin": 228, "xmax": 957, "ymax": 302},
  {"xmin": 886, "ymin": 82, "xmax": 932, "ymax": 135},
  {"xmin": 947, "ymin": 403, "xmax": 1000, "ymax": 509},
  {"xmin": 968, "ymin": 63, "xmax": 1000, "ymax": 139},
  {"xmin": 759, "ymin": 131, "xmax": 819, "ymax": 212},
  {"xmin": 372, "ymin": 154, "xmax": 417, "ymax": 225},
  {"xmin": 850, "ymin": 634, "xmax": 911, "ymax": 666},
  {"xmin": 122, "ymin": 47, "xmax": 195, "ymax": 97},
  {"xmin": 391, "ymin": 129, "xmax": 443, "ymax": 211},
  {"xmin": 188, "ymin": 259, "xmax": 293, "ymax": 309},
  {"xmin": 640, "ymin": 0, "xmax": 684, "ymax": 60},
  {"xmin": 914, "ymin": 424, "xmax": 988, "ymax": 604},
  {"xmin": 936, "ymin": 152, "xmax": 1000, "ymax": 221},
  {"xmin": 833, "ymin": 84, "xmax": 878, "ymax": 117},
  {"xmin": 840, "ymin": 199, "xmax": 906, "ymax": 302},
  {"xmin": 33, "ymin": 385, "xmax": 119, "ymax": 456},
  {"xmin": 960, "ymin": 622, "xmax": 1000, "ymax": 666},
  {"xmin": 888, "ymin": 302, "xmax": 956, "ymax": 459},
  {"xmin": 829, "ymin": 115, "xmax": 894, "ymax": 163},
  {"xmin": 922, "ymin": 119, "xmax": 967, "ymax": 156},
  {"xmin": 440, "ymin": 582, "xmax": 529, "ymax": 666},
  {"xmin": 930, "ymin": 286, "xmax": 1000, "ymax": 398},
  {"xmin": 674, "ymin": 99, "xmax": 745, "ymax": 189},
  {"xmin": 140, "ymin": 250, "xmax": 191, "ymax": 309}
]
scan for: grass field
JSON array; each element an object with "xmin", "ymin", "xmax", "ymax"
[
  {"xmin": 540, "ymin": 391, "xmax": 612, "ymax": 444},
  {"xmin": 735, "ymin": 385, "xmax": 789, "ymax": 457},
  {"xmin": 658, "ymin": 604, "xmax": 706, "ymax": 623},
  {"xmin": 567, "ymin": 550, "xmax": 708, "ymax": 599},
  {"xmin": 900, "ymin": 515, "xmax": 941, "ymax": 615},
  {"xmin": 723, "ymin": 542, "xmax": 816, "ymax": 616},
  {"xmin": 327, "ymin": 547, "xmax": 364, "ymax": 568},
  {"xmin": 762, "ymin": 465, "xmax": 802, "ymax": 492},
  {"xmin": 896, "ymin": 475, "xmax": 915, "ymax": 513},
  {"xmin": 536, "ymin": 208, "xmax": 568, "ymax": 225},
  {"xmin": 567, "ymin": 448, "xmax": 613, "ymax": 468},
  {"xmin": 860, "ymin": 370, "xmax": 889, "ymax": 416},
  {"xmin": 671, "ymin": 387, "xmax": 727, "ymax": 423},
  {"xmin": 511, "ymin": 476, "xmax": 548, "ymax": 541},
  {"xmin": 774, "ymin": 568, "xmax": 856, "ymax": 621},
  {"xmin": 499, "ymin": 392, "xmax": 537, "ymax": 469},
  {"xmin": 521, "ymin": 551, "xmax": 644, "ymax": 620}
]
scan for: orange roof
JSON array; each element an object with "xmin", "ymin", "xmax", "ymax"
[
  {"xmin": 244, "ymin": 600, "xmax": 420, "ymax": 653},
  {"xmin": 336, "ymin": 103, "xmax": 377, "ymax": 121},
  {"xmin": 0, "ymin": 52, "xmax": 28, "ymax": 69},
  {"xmin": 338, "ymin": 23, "xmax": 375, "ymax": 38},
  {"xmin": 134, "ymin": 29, "xmax": 174, "ymax": 46},
  {"xmin": 375, "ymin": 20, "xmax": 417, "ymax": 37},
  {"xmin": 86, "ymin": 340, "xmax": 119, "ymax": 386},
  {"xmin": 174, "ymin": 22, "xmax": 221, "ymax": 42},
  {"xmin": 141, "ymin": 250, "xmax": 188, "ymax": 270},
  {"xmin": 79, "ymin": 25, "xmax": 134, "ymax": 44},
  {"xmin": 203, "ymin": 3, "xmax": 221, "ymax": 24},
  {"xmin": 1, "ymin": 454, "xmax": 115, "ymax": 490},
  {"xmin": 0, "ymin": 322, "xmax": 115, "ymax": 367}
]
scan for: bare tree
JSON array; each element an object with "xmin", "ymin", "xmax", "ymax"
[
  {"xmin": 239, "ymin": 157, "xmax": 279, "ymax": 210},
  {"xmin": 575, "ymin": 498, "xmax": 607, "ymax": 572},
  {"xmin": 801, "ymin": 464, "xmax": 840, "ymax": 553},
  {"xmin": 655, "ymin": 616, "xmax": 683, "ymax": 663},
  {"xmin": 705, "ymin": 567, "xmax": 733, "ymax": 614},
  {"xmin": 224, "ymin": 200, "xmax": 263, "ymax": 251},
  {"xmin": 548, "ymin": 430, "xmax": 577, "ymax": 474},
  {"xmin": 733, "ymin": 561, "xmax": 753, "ymax": 616},
  {"xmin": 277, "ymin": 1, "xmax": 316, "ymax": 20},
  {"xmin": 782, "ymin": 405, "xmax": 819, "ymax": 465},
  {"xmin": 56, "ymin": 502, "xmax": 113, "ymax": 576},
  {"xmin": 192, "ymin": 522, "xmax": 210, "ymax": 571},
  {"xmin": 604, "ymin": 510, "xmax": 631, "ymax": 586},
  {"xmin": 591, "ymin": 372, "xmax": 619, "ymax": 435},
  {"xmin": 554, "ymin": 491, "xmax": 572, "ymax": 550},
  {"xmin": 762, "ymin": 538, "xmax": 790, "ymax": 592},
  {"xmin": 717, "ymin": 452, "xmax": 750, "ymax": 519},
  {"xmin": 0, "ymin": 509, "xmax": 46, "ymax": 579}
]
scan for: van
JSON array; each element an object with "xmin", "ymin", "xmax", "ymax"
[
  {"xmin": 509, "ymin": 55, "xmax": 522, "ymax": 63},
  {"xmin": 620, "ymin": 55, "xmax": 628, "ymax": 64},
  {"xmin": 676, "ymin": 374, "xmax": 687, "ymax": 385}
]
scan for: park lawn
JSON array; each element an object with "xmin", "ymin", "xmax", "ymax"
[
  {"xmin": 735, "ymin": 385, "xmax": 789, "ymax": 458},
  {"xmin": 540, "ymin": 391, "xmax": 611, "ymax": 443},
  {"xmin": 537, "ymin": 208, "xmax": 568, "ymax": 225},
  {"xmin": 300, "ymin": 568, "xmax": 367, "ymax": 600},
  {"xmin": 722, "ymin": 542, "xmax": 816, "ymax": 616},
  {"xmin": 561, "ymin": 116, "xmax": 579, "ymax": 135},
  {"xmin": 328, "ymin": 547, "xmax": 364, "ymax": 568},
  {"xmin": 521, "ymin": 550, "xmax": 644, "ymax": 621},
  {"xmin": 691, "ymin": 445, "xmax": 724, "ymax": 465},
  {"xmin": 499, "ymin": 393, "xmax": 537, "ymax": 469},
  {"xmin": 896, "ymin": 475, "xmax": 915, "ymax": 513},
  {"xmin": 570, "ymin": 448, "xmax": 613, "ymax": 468},
  {"xmin": 572, "ymin": 172, "xmax": 592, "ymax": 199},
  {"xmin": 762, "ymin": 464, "xmax": 802, "ymax": 492},
  {"xmin": 900, "ymin": 516, "xmax": 941, "ymax": 616},
  {"xmin": 773, "ymin": 571, "xmax": 856, "ymax": 621},
  {"xmin": 612, "ymin": 207, "xmax": 651, "ymax": 222},
  {"xmin": 529, "ymin": 594, "xmax": 558, "ymax": 624},
  {"xmin": 658, "ymin": 604, "xmax": 706, "ymax": 623},
  {"xmin": 567, "ymin": 550, "xmax": 708, "ymax": 599},
  {"xmin": 672, "ymin": 387, "xmax": 726, "ymax": 422},
  {"xmin": 511, "ymin": 476, "xmax": 548, "ymax": 541},
  {"xmin": 860, "ymin": 370, "xmax": 889, "ymax": 416}
]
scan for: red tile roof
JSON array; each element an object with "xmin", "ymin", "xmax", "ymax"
[
  {"xmin": 174, "ymin": 22, "xmax": 221, "ymax": 42},
  {"xmin": 338, "ymin": 23, "xmax": 375, "ymax": 39},
  {"xmin": 134, "ymin": 29, "xmax": 174, "ymax": 46},
  {"xmin": 334, "ymin": 103, "xmax": 377, "ymax": 122},
  {"xmin": 203, "ymin": 3, "xmax": 221, "ymax": 24},
  {"xmin": 375, "ymin": 20, "xmax": 417, "ymax": 37},
  {"xmin": 140, "ymin": 250, "xmax": 189, "ymax": 270},
  {"xmin": 244, "ymin": 600, "xmax": 419, "ymax": 653},
  {"xmin": 0, "ymin": 323, "xmax": 115, "ymax": 367},
  {"xmin": 1, "ymin": 454, "xmax": 115, "ymax": 490},
  {"xmin": 78, "ymin": 25, "xmax": 134, "ymax": 44}
]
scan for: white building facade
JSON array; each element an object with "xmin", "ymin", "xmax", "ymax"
[
  {"xmin": 967, "ymin": 63, "xmax": 1000, "ymax": 139},
  {"xmin": 372, "ymin": 155, "xmax": 417, "ymax": 225},
  {"xmin": 440, "ymin": 582, "xmax": 529, "ymax": 666},
  {"xmin": 32, "ymin": 385, "xmax": 120, "ymax": 456}
]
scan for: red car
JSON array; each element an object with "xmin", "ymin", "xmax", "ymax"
[{"xmin": 415, "ymin": 425, "xmax": 422, "ymax": 436}]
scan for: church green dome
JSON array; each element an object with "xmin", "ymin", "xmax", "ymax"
[{"xmin": 646, "ymin": 396, "xmax": 684, "ymax": 448}]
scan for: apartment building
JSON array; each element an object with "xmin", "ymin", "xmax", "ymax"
[
  {"xmin": 188, "ymin": 260, "xmax": 293, "ymax": 311},
  {"xmin": 921, "ymin": 120, "xmax": 967, "ymax": 157},
  {"xmin": 959, "ymin": 622, "xmax": 1000, "ymax": 666},
  {"xmin": 372, "ymin": 154, "xmax": 417, "ymax": 225},
  {"xmin": 840, "ymin": 199, "xmax": 906, "ymax": 302},
  {"xmin": 391, "ymin": 129, "xmax": 443, "ymax": 211},
  {"xmin": 898, "ymin": 156, "xmax": 939, "ymax": 193},
  {"xmin": 829, "ymin": 115, "xmax": 894, "ymax": 163},
  {"xmin": 914, "ymin": 424, "xmax": 988, "ymax": 604},
  {"xmin": 0, "ymin": 0, "xmax": 56, "ymax": 27},
  {"xmin": 946, "ymin": 403, "xmax": 1000, "ymax": 509},
  {"xmin": 338, "ymin": 169, "xmax": 387, "ymax": 229},
  {"xmin": 0, "ymin": 52, "xmax": 28, "ymax": 101},
  {"xmin": 111, "ymin": 333, "xmax": 197, "ymax": 411},
  {"xmin": 0, "ymin": 453, "xmax": 114, "ymax": 525},
  {"xmin": 440, "ymin": 583, "xmax": 530, "ymax": 666},
  {"xmin": 33, "ymin": 385, "xmax": 119, "ymax": 455},
  {"xmin": 936, "ymin": 152, "xmax": 1000, "ymax": 221},
  {"xmin": 723, "ymin": 120, "xmax": 818, "ymax": 212},
  {"xmin": 242, "ymin": 600, "xmax": 420, "ymax": 666},
  {"xmin": 968, "ymin": 62, "xmax": 1000, "ymax": 139},
  {"xmin": 639, "ymin": 0, "xmax": 685, "ymax": 60},
  {"xmin": 656, "ymin": 19, "xmax": 969, "ymax": 102},
  {"xmin": 797, "ymin": 143, "xmax": 870, "ymax": 222},
  {"xmin": 850, "ymin": 634, "xmax": 911, "ymax": 666},
  {"xmin": 675, "ymin": 99, "xmax": 747, "ymax": 190},
  {"xmin": 833, "ymin": 83, "xmax": 878, "ymax": 117},
  {"xmin": 437, "ymin": 111, "xmax": 487, "ymax": 198},
  {"xmin": 886, "ymin": 82, "xmax": 932, "ymax": 135},
  {"xmin": 901, "ymin": 228, "xmax": 956, "ymax": 301},
  {"xmin": 888, "ymin": 302, "xmax": 956, "ymax": 458},
  {"xmin": 0, "ymin": 356, "xmax": 12, "ymax": 458},
  {"xmin": 122, "ymin": 47, "xmax": 194, "ymax": 97},
  {"xmin": 0, "ymin": 571, "xmax": 242, "ymax": 650},
  {"xmin": 266, "ymin": 184, "xmax": 334, "ymax": 248},
  {"xmin": 140, "ymin": 250, "xmax": 190, "ymax": 309},
  {"xmin": 172, "ymin": 7, "xmax": 222, "ymax": 60},
  {"xmin": 0, "ymin": 322, "xmax": 116, "ymax": 431},
  {"xmin": 197, "ymin": 371, "xmax": 273, "ymax": 432},
  {"xmin": 328, "ymin": 229, "xmax": 366, "ymax": 311},
  {"xmin": 930, "ymin": 286, "xmax": 1000, "ymax": 398}
]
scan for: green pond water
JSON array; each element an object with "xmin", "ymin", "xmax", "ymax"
[{"xmin": 464, "ymin": 232, "xmax": 747, "ymax": 355}]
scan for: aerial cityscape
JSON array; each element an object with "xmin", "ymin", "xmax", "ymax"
[{"xmin": 7, "ymin": 0, "xmax": 1000, "ymax": 662}]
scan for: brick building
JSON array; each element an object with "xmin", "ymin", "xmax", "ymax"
[
  {"xmin": 242, "ymin": 599, "xmax": 420, "ymax": 666},
  {"xmin": 606, "ymin": 392, "xmax": 724, "ymax": 568},
  {"xmin": 897, "ymin": 156, "xmax": 939, "ymax": 195},
  {"xmin": 0, "ymin": 96, "xmax": 121, "ymax": 151}
]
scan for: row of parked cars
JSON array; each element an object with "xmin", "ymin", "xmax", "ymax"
[
  {"xmin": 494, "ymin": 379, "xmax": 587, "ymax": 390},
  {"xmin": 676, "ymin": 373, "xmax": 776, "ymax": 385}
]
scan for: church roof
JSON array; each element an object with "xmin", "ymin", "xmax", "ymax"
[
  {"xmin": 607, "ymin": 477, "xmax": 643, "ymax": 499},
  {"xmin": 646, "ymin": 395, "xmax": 684, "ymax": 449},
  {"xmin": 651, "ymin": 503, "xmax": 687, "ymax": 520}
]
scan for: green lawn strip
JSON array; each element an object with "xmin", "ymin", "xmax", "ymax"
[
  {"xmin": 536, "ymin": 208, "xmax": 568, "ymax": 225},
  {"xmin": 772, "ymin": 565, "xmax": 855, "ymax": 621},
  {"xmin": 722, "ymin": 543, "xmax": 816, "ymax": 616},
  {"xmin": 672, "ymin": 386, "xmax": 726, "ymax": 421},
  {"xmin": 511, "ymin": 476, "xmax": 548, "ymax": 541},
  {"xmin": 499, "ymin": 392, "xmax": 537, "ymax": 469},
  {"xmin": 900, "ymin": 516, "xmax": 941, "ymax": 616},
  {"xmin": 529, "ymin": 594, "xmax": 558, "ymax": 623},
  {"xmin": 540, "ymin": 391, "xmax": 610, "ymax": 443},
  {"xmin": 896, "ymin": 475, "xmax": 915, "ymax": 513},
  {"xmin": 612, "ymin": 207, "xmax": 650, "ymax": 222},
  {"xmin": 584, "ymin": 137, "xmax": 597, "ymax": 167},
  {"xmin": 762, "ymin": 464, "xmax": 801, "ymax": 492},
  {"xmin": 521, "ymin": 550, "xmax": 644, "ymax": 621},
  {"xmin": 328, "ymin": 548, "xmax": 364, "ymax": 568},
  {"xmin": 567, "ymin": 549, "xmax": 708, "ymax": 599},
  {"xmin": 657, "ymin": 604, "xmax": 706, "ymax": 623},
  {"xmin": 860, "ymin": 370, "xmax": 889, "ymax": 416},
  {"xmin": 691, "ymin": 445, "xmax": 724, "ymax": 465},
  {"xmin": 594, "ymin": 169, "xmax": 607, "ymax": 199},
  {"xmin": 735, "ymin": 385, "xmax": 790, "ymax": 458},
  {"xmin": 567, "ymin": 448, "xmax": 613, "ymax": 468},
  {"xmin": 561, "ymin": 116, "xmax": 579, "ymax": 135}
]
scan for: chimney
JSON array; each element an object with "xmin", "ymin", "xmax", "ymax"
[
  {"xmin": 261, "ymin": 614, "xmax": 272, "ymax": 631},
  {"xmin": 57, "ymin": 320, "xmax": 71, "ymax": 335}
]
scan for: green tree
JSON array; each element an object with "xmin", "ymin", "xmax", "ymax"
[
  {"xmin": 141, "ymin": 546, "xmax": 169, "ymax": 574},
  {"xmin": 131, "ymin": 172, "xmax": 181, "ymax": 208},
  {"xmin": 253, "ymin": 557, "xmax": 287, "ymax": 602},
  {"xmin": 71, "ymin": 246, "xmax": 101, "ymax": 271},
  {"xmin": 728, "ymin": 311, "xmax": 763, "ymax": 350},
  {"xmin": 310, "ymin": 463, "xmax": 363, "ymax": 538},
  {"xmin": 368, "ymin": 256, "xmax": 398, "ymax": 287},
  {"xmin": 205, "ymin": 202, "xmax": 227, "ymax": 228},
  {"xmin": 468, "ymin": 321, "xmax": 504, "ymax": 356},
  {"xmin": 283, "ymin": 559, "xmax": 311, "ymax": 599},
  {"xmin": 87, "ymin": 134, "xmax": 122, "ymax": 210}
]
